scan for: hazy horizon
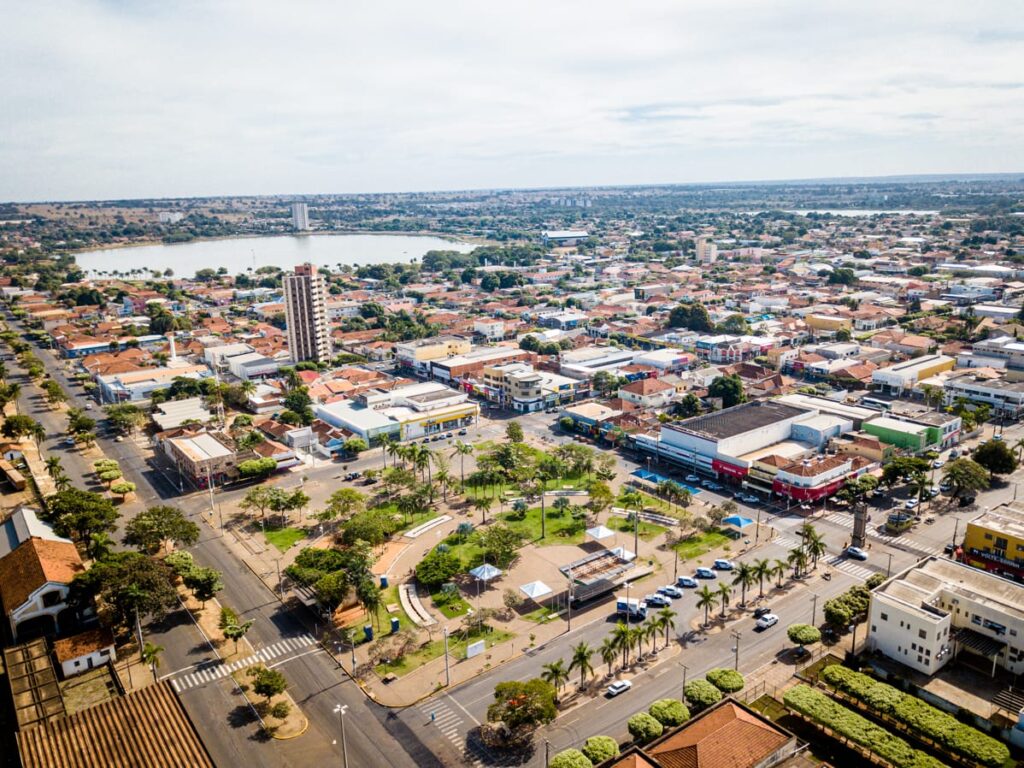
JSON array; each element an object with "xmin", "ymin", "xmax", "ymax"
[{"xmin": 3, "ymin": 1, "xmax": 1022, "ymax": 202}]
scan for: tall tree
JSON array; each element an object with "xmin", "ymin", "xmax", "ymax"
[{"xmin": 123, "ymin": 505, "xmax": 200, "ymax": 554}]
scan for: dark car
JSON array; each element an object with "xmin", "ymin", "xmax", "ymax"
[{"xmin": 753, "ymin": 607, "xmax": 772, "ymax": 619}]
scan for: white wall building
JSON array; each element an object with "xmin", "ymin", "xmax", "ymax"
[
  {"xmin": 869, "ymin": 557, "xmax": 1024, "ymax": 677},
  {"xmin": 291, "ymin": 202, "xmax": 310, "ymax": 231}
]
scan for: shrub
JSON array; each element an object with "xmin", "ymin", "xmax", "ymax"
[
  {"xmin": 649, "ymin": 698, "xmax": 690, "ymax": 726},
  {"xmin": 270, "ymin": 701, "xmax": 291, "ymax": 719},
  {"xmin": 784, "ymin": 685, "xmax": 946, "ymax": 768},
  {"xmin": 164, "ymin": 550, "xmax": 195, "ymax": 577},
  {"xmin": 820, "ymin": 665, "xmax": 1009, "ymax": 767},
  {"xmin": 684, "ymin": 679, "xmax": 722, "ymax": 712},
  {"xmin": 581, "ymin": 735, "xmax": 619, "ymax": 764},
  {"xmin": 787, "ymin": 623, "xmax": 821, "ymax": 648},
  {"xmin": 549, "ymin": 749, "xmax": 592, "ymax": 768},
  {"xmin": 705, "ymin": 668, "xmax": 744, "ymax": 693},
  {"xmin": 823, "ymin": 584, "xmax": 871, "ymax": 628},
  {"xmin": 865, "ymin": 573, "xmax": 886, "ymax": 590},
  {"xmin": 416, "ymin": 548, "xmax": 462, "ymax": 588},
  {"xmin": 627, "ymin": 712, "xmax": 663, "ymax": 744}
]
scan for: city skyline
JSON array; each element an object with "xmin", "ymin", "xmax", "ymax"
[{"xmin": 2, "ymin": 0, "xmax": 1022, "ymax": 201}]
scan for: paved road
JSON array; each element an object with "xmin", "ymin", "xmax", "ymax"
[{"xmin": 6, "ymin": 332, "xmax": 433, "ymax": 768}]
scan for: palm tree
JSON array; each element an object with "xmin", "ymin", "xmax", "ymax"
[
  {"xmin": 379, "ymin": 435, "xmax": 394, "ymax": 469},
  {"xmin": 772, "ymin": 558, "xmax": 788, "ymax": 588},
  {"xmin": 732, "ymin": 563, "xmax": 756, "ymax": 606},
  {"xmin": 142, "ymin": 641, "xmax": 164, "ymax": 684},
  {"xmin": 44, "ymin": 455, "xmax": 63, "ymax": 479},
  {"xmin": 716, "ymin": 582, "xmax": 732, "ymax": 618},
  {"xmin": 643, "ymin": 620, "xmax": 659, "ymax": 655},
  {"xmin": 541, "ymin": 659, "xmax": 569, "ymax": 698},
  {"xmin": 1015, "ymin": 437, "xmax": 1024, "ymax": 463},
  {"xmin": 599, "ymin": 636, "xmax": 618, "ymax": 677},
  {"xmin": 696, "ymin": 585, "xmax": 717, "ymax": 628},
  {"xmin": 612, "ymin": 621, "xmax": 632, "ymax": 669},
  {"xmin": 413, "ymin": 445, "xmax": 433, "ymax": 484},
  {"xmin": 628, "ymin": 626, "xmax": 644, "ymax": 664},
  {"xmin": 472, "ymin": 495, "xmax": 493, "ymax": 525},
  {"xmin": 787, "ymin": 547, "xmax": 808, "ymax": 580},
  {"xmin": 435, "ymin": 468, "xmax": 453, "ymax": 502},
  {"xmin": 752, "ymin": 558, "xmax": 770, "ymax": 598},
  {"xmin": 53, "ymin": 471, "xmax": 71, "ymax": 491},
  {"xmin": 568, "ymin": 642, "xmax": 594, "ymax": 689},
  {"xmin": 803, "ymin": 529, "xmax": 828, "ymax": 570},
  {"xmin": 656, "ymin": 607, "xmax": 677, "ymax": 649},
  {"xmin": 451, "ymin": 440, "xmax": 474, "ymax": 485},
  {"xmin": 89, "ymin": 532, "xmax": 113, "ymax": 560}
]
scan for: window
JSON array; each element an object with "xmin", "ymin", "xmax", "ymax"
[
  {"xmin": 872, "ymin": 625, "xmax": 877, "ymax": 633},
  {"xmin": 919, "ymin": 629, "xmax": 927, "ymax": 640},
  {"xmin": 984, "ymin": 533, "xmax": 993, "ymax": 540},
  {"xmin": 996, "ymin": 537, "xmax": 1009, "ymax": 550},
  {"xmin": 41, "ymin": 590, "xmax": 62, "ymax": 608},
  {"xmin": 880, "ymin": 612, "xmax": 888, "ymax": 621}
]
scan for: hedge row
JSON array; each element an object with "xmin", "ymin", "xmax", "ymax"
[
  {"xmin": 783, "ymin": 685, "xmax": 947, "ymax": 768},
  {"xmin": 820, "ymin": 665, "xmax": 1009, "ymax": 767}
]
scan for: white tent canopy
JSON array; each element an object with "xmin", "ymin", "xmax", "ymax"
[
  {"xmin": 470, "ymin": 563, "xmax": 502, "ymax": 582},
  {"xmin": 519, "ymin": 581, "xmax": 552, "ymax": 600},
  {"xmin": 586, "ymin": 524, "xmax": 615, "ymax": 541}
]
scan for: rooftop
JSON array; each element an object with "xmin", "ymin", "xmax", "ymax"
[
  {"xmin": 666, "ymin": 401, "xmax": 810, "ymax": 442},
  {"xmin": 876, "ymin": 556, "xmax": 1024, "ymax": 623},
  {"xmin": 970, "ymin": 502, "xmax": 1024, "ymax": 541},
  {"xmin": 0, "ymin": 537, "xmax": 85, "ymax": 611}
]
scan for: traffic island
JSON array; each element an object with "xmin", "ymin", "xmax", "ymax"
[{"xmin": 233, "ymin": 666, "xmax": 308, "ymax": 740}]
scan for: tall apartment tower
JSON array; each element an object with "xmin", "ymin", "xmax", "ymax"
[
  {"xmin": 695, "ymin": 235, "xmax": 718, "ymax": 265},
  {"xmin": 283, "ymin": 263, "xmax": 331, "ymax": 363},
  {"xmin": 291, "ymin": 202, "xmax": 310, "ymax": 231}
]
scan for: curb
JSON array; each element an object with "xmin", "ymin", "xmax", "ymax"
[{"xmin": 271, "ymin": 715, "xmax": 310, "ymax": 740}]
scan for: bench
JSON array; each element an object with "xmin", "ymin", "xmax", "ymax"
[
  {"xmin": 404, "ymin": 514, "xmax": 451, "ymax": 539},
  {"xmin": 399, "ymin": 583, "xmax": 437, "ymax": 627}
]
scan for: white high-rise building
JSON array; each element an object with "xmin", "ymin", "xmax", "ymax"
[
  {"xmin": 291, "ymin": 202, "xmax": 310, "ymax": 231},
  {"xmin": 695, "ymin": 236, "xmax": 717, "ymax": 265},
  {"xmin": 283, "ymin": 263, "xmax": 331, "ymax": 363}
]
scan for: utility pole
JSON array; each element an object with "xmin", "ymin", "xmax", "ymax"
[
  {"xmin": 566, "ymin": 564, "xmax": 573, "ymax": 632},
  {"xmin": 276, "ymin": 558, "xmax": 283, "ymax": 597},
  {"xmin": 886, "ymin": 552, "xmax": 893, "ymax": 578},
  {"xmin": 730, "ymin": 630, "xmax": 742, "ymax": 671},
  {"xmin": 680, "ymin": 663, "xmax": 688, "ymax": 702},
  {"xmin": 673, "ymin": 549, "xmax": 679, "ymax": 583},
  {"xmin": 443, "ymin": 627, "xmax": 450, "ymax": 687},
  {"xmin": 544, "ymin": 740, "xmax": 551, "ymax": 768},
  {"xmin": 811, "ymin": 593, "xmax": 819, "ymax": 627}
]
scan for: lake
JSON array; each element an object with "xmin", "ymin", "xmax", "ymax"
[{"xmin": 72, "ymin": 233, "xmax": 475, "ymax": 277}]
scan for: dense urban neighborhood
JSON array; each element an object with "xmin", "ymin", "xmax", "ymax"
[{"xmin": 1, "ymin": 179, "xmax": 1024, "ymax": 768}]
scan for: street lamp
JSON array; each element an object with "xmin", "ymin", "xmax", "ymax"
[
  {"xmin": 680, "ymin": 663, "xmax": 688, "ymax": 702},
  {"xmin": 333, "ymin": 704, "xmax": 349, "ymax": 768},
  {"xmin": 810, "ymin": 593, "xmax": 818, "ymax": 627},
  {"xmin": 443, "ymin": 627, "xmax": 450, "ymax": 687},
  {"xmin": 886, "ymin": 552, "xmax": 893, "ymax": 578},
  {"xmin": 730, "ymin": 630, "xmax": 742, "ymax": 670}
]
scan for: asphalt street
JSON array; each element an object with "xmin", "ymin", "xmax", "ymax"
[{"xmin": 7, "ymin": 334, "xmax": 433, "ymax": 768}]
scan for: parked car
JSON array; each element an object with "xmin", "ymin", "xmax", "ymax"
[
  {"xmin": 928, "ymin": 488, "xmax": 940, "ymax": 498},
  {"xmin": 676, "ymin": 576, "xmax": 698, "ymax": 588},
  {"xmin": 939, "ymin": 481, "xmax": 952, "ymax": 492},
  {"xmin": 63, "ymin": 437, "xmax": 76, "ymax": 446},
  {"xmin": 707, "ymin": 482, "xmax": 723, "ymax": 491},
  {"xmin": 755, "ymin": 613, "xmax": 779, "ymax": 630},
  {"xmin": 753, "ymin": 606, "xmax": 772, "ymax": 619},
  {"xmin": 932, "ymin": 459, "xmax": 945, "ymax": 469},
  {"xmin": 444, "ymin": 432, "xmax": 453, "ymax": 439},
  {"xmin": 695, "ymin": 567, "xmax": 716, "ymax": 579},
  {"xmin": 457, "ymin": 428, "xmax": 468, "ymax": 436},
  {"xmin": 944, "ymin": 543, "xmax": 957, "ymax": 555},
  {"xmin": 645, "ymin": 594, "xmax": 672, "ymax": 607},
  {"xmin": 712, "ymin": 559, "xmax": 734, "ymax": 571},
  {"xmin": 606, "ymin": 680, "xmax": 633, "ymax": 697},
  {"xmin": 685, "ymin": 474, "xmax": 699, "ymax": 483},
  {"xmin": 658, "ymin": 585, "xmax": 684, "ymax": 599},
  {"xmin": 904, "ymin": 498, "xmax": 919, "ymax": 510},
  {"xmin": 845, "ymin": 546, "xmax": 869, "ymax": 561},
  {"xmin": 949, "ymin": 450, "xmax": 960, "ymax": 459}
]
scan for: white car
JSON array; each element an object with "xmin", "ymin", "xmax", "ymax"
[
  {"xmin": 606, "ymin": 680, "xmax": 633, "ymax": 697},
  {"xmin": 755, "ymin": 613, "xmax": 779, "ymax": 630},
  {"xmin": 905, "ymin": 499, "xmax": 919, "ymax": 510},
  {"xmin": 932, "ymin": 459, "xmax": 945, "ymax": 469},
  {"xmin": 685, "ymin": 474, "xmax": 700, "ymax": 483}
]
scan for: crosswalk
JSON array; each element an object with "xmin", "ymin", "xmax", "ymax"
[
  {"xmin": 169, "ymin": 633, "xmax": 317, "ymax": 693},
  {"xmin": 415, "ymin": 699, "xmax": 520, "ymax": 767},
  {"xmin": 822, "ymin": 513, "xmax": 945, "ymax": 558},
  {"xmin": 768, "ymin": 533, "xmax": 878, "ymax": 581}
]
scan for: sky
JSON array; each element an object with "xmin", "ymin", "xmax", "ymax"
[{"xmin": 2, "ymin": 0, "xmax": 1023, "ymax": 201}]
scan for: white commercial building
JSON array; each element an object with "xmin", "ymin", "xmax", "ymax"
[
  {"xmin": 559, "ymin": 346, "xmax": 636, "ymax": 380},
  {"xmin": 869, "ymin": 557, "xmax": 1024, "ymax": 677},
  {"xmin": 943, "ymin": 373, "xmax": 1024, "ymax": 418},
  {"xmin": 315, "ymin": 381, "xmax": 478, "ymax": 443},
  {"xmin": 871, "ymin": 355, "xmax": 955, "ymax": 395}
]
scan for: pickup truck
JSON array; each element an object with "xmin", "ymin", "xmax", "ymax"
[{"xmin": 615, "ymin": 598, "xmax": 648, "ymax": 620}]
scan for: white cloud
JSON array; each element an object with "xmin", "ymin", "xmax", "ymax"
[{"xmin": 1, "ymin": 0, "xmax": 1022, "ymax": 200}]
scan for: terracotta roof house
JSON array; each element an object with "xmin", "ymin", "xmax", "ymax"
[
  {"xmin": 599, "ymin": 698, "xmax": 798, "ymax": 768},
  {"xmin": 0, "ymin": 538, "xmax": 86, "ymax": 642},
  {"xmin": 619, "ymin": 378, "xmax": 676, "ymax": 408},
  {"xmin": 17, "ymin": 681, "xmax": 214, "ymax": 768}
]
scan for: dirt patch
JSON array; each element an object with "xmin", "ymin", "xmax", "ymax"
[{"xmin": 231, "ymin": 667, "xmax": 307, "ymax": 740}]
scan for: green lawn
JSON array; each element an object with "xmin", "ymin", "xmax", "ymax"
[
  {"xmin": 440, "ymin": 534, "xmax": 489, "ymax": 570},
  {"xmin": 498, "ymin": 505, "xmax": 586, "ymax": 544},
  {"xmin": 607, "ymin": 515, "xmax": 666, "ymax": 540},
  {"xmin": 617, "ymin": 489, "xmax": 692, "ymax": 520},
  {"xmin": 673, "ymin": 528, "xmax": 731, "ymax": 560},
  {"xmin": 263, "ymin": 526, "xmax": 306, "ymax": 552},
  {"xmin": 523, "ymin": 606, "xmax": 559, "ymax": 623},
  {"xmin": 430, "ymin": 588, "xmax": 471, "ymax": 619},
  {"xmin": 374, "ymin": 626, "xmax": 514, "ymax": 678},
  {"xmin": 343, "ymin": 584, "xmax": 415, "ymax": 638}
]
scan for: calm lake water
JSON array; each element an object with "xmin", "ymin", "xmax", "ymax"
[{"xmin": 73, "ymin": 233, "xmax": 475, "ymax": 277}]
